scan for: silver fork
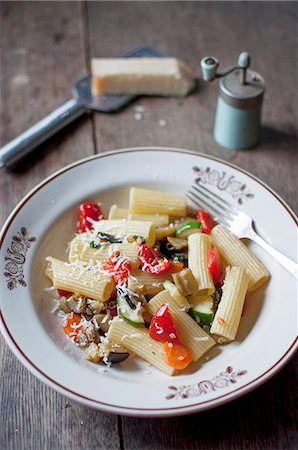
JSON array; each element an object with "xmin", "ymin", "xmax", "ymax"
[{"xmin": 187, "ymin": 184, "xmax": 298, "ymax": 279}]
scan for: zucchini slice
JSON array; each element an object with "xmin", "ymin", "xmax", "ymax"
[
  {"xmin": 116, "ymin": 291, "xmax": 145, "ymax": 328},
  {"xmin": 189, "ymin": 295, "xmax": 214, "ymax": 325}
]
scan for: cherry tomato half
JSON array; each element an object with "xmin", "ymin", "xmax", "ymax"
[
  {"xmin": 102, "ymin": 251, "xmax": 132, "ymax": 284},
  {"xmin": 208, "ymin": 247, "xmax": 223, "ymax": 285},
  {"xmin": 138, "ymin": 244, "xmax": 171, "ymax": 275},
  {"xmin": 149, "ymin": 304, "xmax": 180, "ymax": 343},
  {"xmin": 57, "ymin": 289, "xmax": 72, "ymax": 298},
  {"xmin": 197, "ymin": 209, "xmax": 216, "ymax": 234},
  {"xmin": 77, "ymin": 202, "xmax": 103, "ymax": 233}
]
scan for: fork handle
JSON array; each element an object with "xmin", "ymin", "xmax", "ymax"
[{"xmin": 247, "ymin": 229, "xmax": 298, "ymax": 279}]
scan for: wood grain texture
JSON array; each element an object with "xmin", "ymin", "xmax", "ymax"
[{"xmin": 0, "ymin": 1, "xmax": 297, "ymax": 450}]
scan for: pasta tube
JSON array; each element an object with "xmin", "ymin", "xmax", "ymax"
[
  {"xmin": 108, "ymin": 204, "xmax": 169, "ymax": 226},
  {"xmin": 210, "ymin": 266, "xmax": 250, "ymax": 341},
  {"xmin": 163, "ymin": 280, "xmax": 190, "ymax": 310},
  {"xmin": 45, "ymin": 257, "xmax": 115, "ymax": 302},
  {"xmin": 128, "ymin": 270, "xmax": 173, "ymax": 296},
  {"xmin": 107, "ymin": 318, "xmax": 175, "ymax": 376},
  {"xmin": 188, "ymin": 233, "xmax": 215, "ymax": 295},
  {"xmin": 172, "ymin": 268, "xmax": 198, "ymax": 296},
  {"xmin": 146, "ymin": 290, "xmax": 215, "ymax": 362},
  {"xmin": 68, "ymin": 237, "xmax": 140, "ymax": 269},
  {"xmin": 211, "ymin": 224, "xmax": 269, "ymax": 291},
  {"xmin": 93, "ymin": 219, "xmax": 156, "ymax": 247},
  {"xmin": 129, "ymin": 187, "xmax": 186, "ymax": 216}
]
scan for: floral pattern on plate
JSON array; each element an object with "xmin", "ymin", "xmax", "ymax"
[
  {"xmin": 166, "ymin": 366, "xmax": 247, "ymax": 400},
  {"xmin": 4, "ymin": 227, "xmax": 36, "ymax": 290},
  {"xmin": 193, "ymin": 166, "xmax": 254, "ymax": 204}
]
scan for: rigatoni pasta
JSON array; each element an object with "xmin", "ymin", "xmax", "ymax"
[
  {"xmin": 69, "ymin": 236, "xmax": 140, "ymax": 269},
  {"xmin": 128, "ymin": 269, "xmax": 174, "ymax": 296},
  {"xmin": 162, "ymin": 280, "xmax": 190, "ymax": 310},
  {"xmin": 46, "ymin": 256, "xmax": 115, "ymax": 302},
  {"xmin": 44, "ymin": 186, "xmax": 268, "ymax": 376},
  {"xmin": 93, "ymin": 219, "xmax": 156, "ymax": 247},
  {"xmin": 129, "ymin": 187, "xmax": 186, "ymax": 216},
  {"xmin": 108, "ymin": 204, "xmax": 169, "ymax": 226},
  {"xmin": 211, "ymin": 224, "xmax": 269, "ymax": 291},
  {"xmin": 172, "ymin": 268, "xmax": 197, "ymax": 296},
  {"xmin": 210, "ymin": 266, "xmax": 250, "ymax": 341},
  {"xmin": 188, "ymin": 233, "xmax": 215, "ymax": 295}
]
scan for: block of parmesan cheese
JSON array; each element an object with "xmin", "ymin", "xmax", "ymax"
[{"xmin": 91, "ymin": 57, "xmax": 195, "ymax": 97}]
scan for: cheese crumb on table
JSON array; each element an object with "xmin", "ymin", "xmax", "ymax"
[{"xmin": 134, "ymin": 112, "xmax": 143, "ymax": 121}]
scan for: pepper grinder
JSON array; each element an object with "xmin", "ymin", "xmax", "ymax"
[{"xmin": 200, "ymin": 52, "xmax": 265, "ymax": 150}]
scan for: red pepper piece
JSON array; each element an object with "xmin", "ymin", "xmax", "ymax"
[
  {"xmin": 77, "ymin": 202, "xmax": 103, "ymax": 233},
  {"xmin": 57, "ymin": 289, "xmax": 72, "ymax": 298},
  {"xmin": 149, "ymin": 304, "xmax": 180, "ymax": 343},
  {"xmin": 197, "ymin": 209, "xmax": 216, "ymax": 234},
  {"xmin": 208, "ymin": 247, "xmax": 223, "ymax": 285},
  {"xmin": 138, "ymin": 244, "xmax": 171, "ymax": 275},
  {"xmin": 102, "ymin": 251, "xmax": 132, "ymax": 284}
]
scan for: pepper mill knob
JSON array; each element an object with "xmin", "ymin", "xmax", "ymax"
[
  {"xmin": 200, "ymin": 56, "xmax": 219, "ymax": 81},
  {"xmin": 238, "ymin": 52, "xmax": 251, "ymax": 84},
  {"xmin": 238, "ymin": 52, "xmax": 251, "ymax": 69}
]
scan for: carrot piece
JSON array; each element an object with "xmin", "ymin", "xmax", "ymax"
[
  {"xmin": 62, "ymin": 313, "xmax": 82, "ymax": 342},
  {"xmin": 163, "ymin": 341, "xmax": 193, "ymax": 370},
  {"xmin": 170, "ymin": 261, "xmax": 184, "ymax": 273}
]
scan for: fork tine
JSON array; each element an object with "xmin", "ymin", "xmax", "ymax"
[
  {"xmin": 192, "ymin": 185, "xmax": 236, "ymax": 221},
  {"xmin": 190, "ymin": 186, "xmax": 234, "ymax": 222},
  {"xmin": 186, "ymin": 192, "xmax": 230, "ymax": 227},
  {"xmin": 196, "ymin": 184, "xmax": 239, "ymax": 214}
]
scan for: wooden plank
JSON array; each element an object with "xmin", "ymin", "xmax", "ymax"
[
  {"xmin": 86, "ymin": 2, "xmax": 298, "ymax": 450},
  {"xmin": 0, "ymin": 2, "xmax": 120, "ymax": 450}
]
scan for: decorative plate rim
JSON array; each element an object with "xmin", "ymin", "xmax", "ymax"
[{"xmin": 0, "ymin": 146, "xmax": 297, "ymax": 417}]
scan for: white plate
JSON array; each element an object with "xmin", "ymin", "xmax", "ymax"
[{"xmin": 0, "ymin": 147, "xmax": 297, "ymax": 417}]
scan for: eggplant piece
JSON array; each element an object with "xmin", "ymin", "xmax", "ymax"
[
  {"xmin": 167, "ymin": 236, "xmax": 188, "ymax": 251},
  {"xmin": 97, "ymin": 232, "xmax": 123, "ymax": 243},
  {"xmin": 116, "ymin": 285, "xmax": 146, "ymax": 310},
  {"xmin": 107, "ymin": 352, "xmax": 129, "ymax": 364},
  {"xmin": 90, "ymin": 232, "xmax": 123, "ymax": 249},
  {"xmin": 105, "ymin": 342, "xmax": 130, "ymax": 364},
  {"xmin": 159, "ymin": 238, "xmax": 176, "ymax": 258},
  {"xmin": 116, "ymin": 285, "xmax": 137, "ymax": 309},
  {"xmin": 159, "ymin": 238, "xmax": 188, "ymax": 263}
]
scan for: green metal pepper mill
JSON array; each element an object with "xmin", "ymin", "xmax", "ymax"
[{"xmin": 200, "ymin": 52, "xmax": 265, "ymax": 150}]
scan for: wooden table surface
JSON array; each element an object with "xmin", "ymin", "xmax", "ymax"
[{"xmin": 1, "ymin": 2, "xmax": 297, "ymax": 449}]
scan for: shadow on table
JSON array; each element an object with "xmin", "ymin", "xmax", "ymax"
[{"xmin": 259, "ymin": 126, "xmax": 297, "ymax": 152}]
